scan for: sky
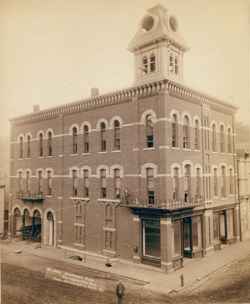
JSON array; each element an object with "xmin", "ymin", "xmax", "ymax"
[{"xmin": 0, "ymin": 0, "xmax": 249, "ymax": 137}]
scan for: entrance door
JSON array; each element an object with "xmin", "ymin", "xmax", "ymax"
[
  {"xmin": 183, "ymin": 217, "xmax": 192, "ymax": 257},
  {"xmin": 142, "ymin": 219, "xmax": 160, "ymax": 260}
]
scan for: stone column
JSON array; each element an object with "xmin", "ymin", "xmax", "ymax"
[
  {"xmin": 160, "ymin": 217, "xmax": 173, "ymax": 272},
  {"xmin": 132, "ymin": 215, "xmax": 141, "ymax": 263}
]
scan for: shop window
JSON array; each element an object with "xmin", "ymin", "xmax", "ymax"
[
  {"xmin": 143, "ymin": 219, "xmax": 160, "ymax": 258},
  {"xmin": 173, "ymin": 220, "xmax": 182, "ymax": 256}
]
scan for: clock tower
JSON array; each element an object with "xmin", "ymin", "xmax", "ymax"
[{"xmin": 128, "ymin": 4, "xmax": 189, "ymax": 85}]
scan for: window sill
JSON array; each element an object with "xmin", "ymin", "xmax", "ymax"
[
  {"xmin": 70, "ymin": 196, "xmax": 90, "ymax": 201},
  {"xmin": 143, "ymin": 147, "xmax": 155, "ymax": 151},
  {"xmin": 70, "ymin": 153, "xmax": 79, "ymax": 156},
  {"xmin": 97, "ymin": 198, "xmax": 121, "ymax": 203},
  {"xmin": 111, "ymin": 150, "xmax": 121, "ymax": 153},
  {"xmin": 98, "ymin": 151, "xmax": 108, "ymax": 154},
  {"xmin": 171, "ymin": 147, "xmax": 180, "ymax": 150},
  {"xmin": 82, "ymin": 152, "xmax": 91, "ymax": 156}
]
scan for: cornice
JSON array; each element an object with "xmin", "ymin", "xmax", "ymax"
[{"xmin": 10, "ymin": 79, "xmax": 237, "ymax": 126}]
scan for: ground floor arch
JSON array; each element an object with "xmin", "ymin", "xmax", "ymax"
[{"xmin": 44, "ymin": 209, "xmax": 56, "ymax": 247}]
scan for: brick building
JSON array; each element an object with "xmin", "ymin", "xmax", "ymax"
[{"xmin": 9, "ymin": 5, "xmax": 239, "ymax": 271}]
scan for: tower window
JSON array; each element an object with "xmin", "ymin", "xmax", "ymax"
[
  {"xmin": 142, "ymin": 56, "xmax": 148, "ymax": 75},
  {"xmin": 150, "ymin": 53, "xmax": 156, "ymax": 72},
  {"xmin": 174, "ymin": 57, "xmax": 178, "ymax": 74},
  {"xmin": 146, "ymin": 114, "xmax": 154, "ymax": 148}
]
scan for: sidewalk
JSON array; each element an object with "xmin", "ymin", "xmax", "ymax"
[{"xmin": 1, "ymin": 239, "xmax": 250, "ymax": 295}]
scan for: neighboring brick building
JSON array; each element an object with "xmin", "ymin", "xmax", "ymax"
[
  {"xmin": 9, "ymin": 5, "xmax": 239, "ymax": 271},
  {"xmin": 236, "ymin": 143, "xmax": 250, "ymax": 240}
]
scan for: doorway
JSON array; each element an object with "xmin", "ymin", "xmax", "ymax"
[{"xmin": 142, "ymin": 219, "xmax": 161, "ymax": 262}]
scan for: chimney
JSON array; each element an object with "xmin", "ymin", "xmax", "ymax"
[
  {"xmin": 33, "ymin": 104, "xmax": 40, "ymax": 113},
  {"xmin": 91, "ymin": 88, "xmax": 99, "ymax": 98}
]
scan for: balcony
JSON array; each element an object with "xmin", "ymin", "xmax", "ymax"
[
  {"xmin": 121, "ymin": 194, "xmax": 204, "ymax": 211},
  {"xmin": 16, "ymin": 191, "xmax": 44, "ymax": 203}
]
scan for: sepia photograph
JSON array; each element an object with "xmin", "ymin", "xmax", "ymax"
[{"xmin": 0, "ymin": 0, "xmax": 250, "ymax": 303}]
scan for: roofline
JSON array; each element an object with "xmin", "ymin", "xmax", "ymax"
[{"xmin": 10, "ymin": 78, "xmax": 238, "ymax": 125}]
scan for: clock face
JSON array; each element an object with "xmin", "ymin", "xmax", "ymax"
[
  {"xmin": 141, "ymin": 15, "xmax": 154, "ymax": 32},
  {"xmin": 169, "ymin": 16, "xmax": 178, "ymax": 32}
]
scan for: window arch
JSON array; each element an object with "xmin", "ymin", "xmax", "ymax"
[
  {"xmin": 150, "ymin": 53, "xmax": 156, "ymax": 72},
  {"xmin": 72, "ymin": 126, "xmax": 78, "ymax": 154},
  {"xmin": 39, "ymin": 133, "xmax": 43, "ymax": 157},
  {"xmin": 142, "ymin": 56, "xmax": 148, "ymax": 74},
  {"xmin": 172, "ymin": 113, "xmax": 178, "ymax": 147},
  {"xmin": 27, "ymin": 135, "xmax": 31, "ymax": 158},
  {"xmin": 212, "ymin": 123, "xmax": 217, "ymax": 152},
  {"xmin": 47, "ymin": 131, "xmax": 53, "ymax": 156},
  {"xmin": 145, "ymin": 114, "xmax": 154, "ymax": 148},
  {"xmin": 183, "ymin": 115, "xmax": 190, "ymax": 149},
  {"xmin": 19, "ymin": 136, "xmax": 24, "ymax": 158},
  {"xmin": 227, "ymin": 128, "xmax": 232, "ymax": 153},
  {"xmin": 194, "ymin": 119, "xmax": 200, "ymax": 150},
  {"xmin": 221, "ymin": 165, "xmax": 226, "ymax": 197},
  {"xmin": 172, "ymin": 166, "xmax": 180, "ymax": 201},
  {"xmin": 113, "ymin": 120, "xmax": 121, "ymax": 150},
  {"xmin": 83, "ymin": 125, "xmax": 90, "ymax": 153},
  {"xmin": 183, "ymin": 164, "xmax": 191, "ymax": 202},
  {"xmin": 220, "ymin": 124, "xmax": 225, "ymax": 153},
  {"xmin": 100, "ymin": 122, "xmax": 107, "ymax": 152}
]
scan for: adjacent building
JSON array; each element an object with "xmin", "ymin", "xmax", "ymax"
[{"xmin": 9, "ymin": 5, "xmax": 239, "ymax": 271}]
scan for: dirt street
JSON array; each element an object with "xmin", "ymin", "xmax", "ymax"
[{"xmin": 2, "ymin": 246, "xmax": 250, "ymax": 303}]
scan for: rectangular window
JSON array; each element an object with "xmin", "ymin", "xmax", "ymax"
[
  {"xmin": 143, "ymin": 219, "xmax": 160, "ymax": 259},
  {"xmin": 72, "ymin": 170, "xmax": 78, "ymax": 197},
  {"xmin": 146, "ymin": 168, "xmax": 155, "ymax": 204},
  {"xmin": 114, "ymin": 169, "xmax": 121, "ymax": 199},
  {"xmin": 104, "ymin": 231, "xmax": 113, "ymax": 250},
  {"xmin": 100, "ymin": 169, "xmax": 107, "ymax": 198},
  {"xmin": 47, "ymin": 171, "xmax": 52, "ymax": 195},
  {"xmin": 74, "ymin": 202, "xmax": 84, "ymax": 245},
  {"xmin": 83, "ymin": 169, "xmax": 89, "ymax": 197},
  {"xmin": 38, "ymin": 171, "xmax": 43, "ymax": 194}
]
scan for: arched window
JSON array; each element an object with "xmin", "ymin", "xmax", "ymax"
[
  {"xmin": 227, "ymin": 128, "xmax": 232, "ymax": 153},
  {"xmin": 100, "ymin": 169, "xmax": 107, "ymax": 198},
  {"xmin": 47, "ymin": 170, "xmax": 52, "ymax": 195},
  {"xmin": 213, "ymin": 168, "xmax": 218, "ymax": 197},
  {"xmin": 72, "ymin": 169, "xmax": 78, "ymax": 197},
  {"xmin": 221, "ymin": 166, "xmax": 226, "ymax": 197},
  {"xmin": 212, "ymin": 124, "xmax": 216, "ymax": 152},
  {"xmin": 172, "ymin": 114, "xmax": 178, "ymax": 147},
  {"xmin": 39, "ymin": 133, "xmax": 43, "ymax": 157},
  {"xmin": 72, "ymin": 127, "xmax": 78, "ymax": 154},
  {"xmin": 173, "ymin": 167, "xmax": 180, "ymax": 201},
  {"xmin": 114, "ymin": 168, "xmax": 121, "ymax": 199},
  {"xmin": 183, "ymin": 116, "xmax": 190, "ymax": 149},
  {"xmin": 113, "ymin": 120, "xmax": 121, "ymax": 150},
  {"xmin": 18, "ymin": 171, "xmax": 23, "ymax": 193},
  {"xmin": 142, "ymin": 56, "xmax": 148, "ymax": 74},
  {"xmin": 83, "ymin": 169, "xmax": 90, "ymax": 197},
  {"xmin": 169, "ymin": 54, "xmax": 174, "ymax": 73},
  {"xmin": 27, "ymin": 135, "xmax": 31, "ymax": 158},
  {"xmin": 174, "ymin": 57, "xmax": 178, "ymax": 74},
  {"xmin": 220, "ymin": 125, "xmax": 225, "ymax": 153},
  {"xmin": 146, "ymin": 167, "xmax": 155, "ymax": 205},
  {"xmin": 19, "ymin": 137, "xmax": 24, "ymax": 158},
  {"xmin": 25, "ymin": 171, "xmax": 30, "ymax": 193},
  {"xmin": 184, "ymin": 164, "xmax": 191, "ymax": 202},
  {"xmin": 146, "ymin": 114, "xmax": 154, "ymax": 148},
  {"xmin": 83, "ymin": 125, "xmax": 89, "ymax": 153},
  {"xmin": 47, "ymin": 131, "xmax": 53, "ymax": 156},
  {"xmin": 194, "ymin": 120, "xmax": 200, "ymax": 150},
  {"xmin": 196, "ymin": 168, "xmax": 202, "ymax": 198},
  {"xmin": 38, "ymin": 170, "xmax": 43, "ymax": 194},
  {"xmin": 150, "ymin": 53, "xmax": 156, "ymax": 72},
  {"xmin": 100, "ymin": 122, "xmax": 107, "ymax": 152},
  {"xmin": 229, "ymin": 168, "xmax": 234, "ymax": 194}
]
